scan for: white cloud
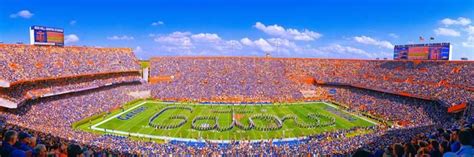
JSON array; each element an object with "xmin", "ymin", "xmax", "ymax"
[
  {"xmin": 9, "ymin": 10, "xmax": 34, "ymax": 19},
  {"xmin": 267, "ymin": 38, "xmax": 297, "ymax": 49},
  {"xmin": 107, "ymin": 35, "xmax": 135, "ymax": 40},
  {"xmin": 152, "ymin": 32, "xmax": 279, "ymax": 55},
  {"xmin": 64, "ymin": 34, "xmax": 79, "ymax": 44},
  {"xmin": 151, "ymin": 21, "xmax": 164, "ymax": 26},
  {"xmin": 353, "ymin": 36, "xmax": 394, "ymax": 49},
  {"xmin": 462, "ymin": 36, "xmax": 474, "ymax": 47},
  {"xmin": 434, "ymin": 28, "xmax": 461, "ymax": 37},
  {"xmin": 463, "ymin": 25, "xmax": 474, "ymax": 47},
  {"xmin": 266, "ymin": 38, "xmax": 300, "ymax": 55},
  {"xmin": 153, "ymin": 32, "xmax": 247, "ymax": 55},
  {"xmin": 240, "ymin": 38, "xmax": 253, "ymax": 46},
  {"xmin": 465, "ymin": 25, "xmax": 474, "ymax": 35},
  {"xmin": 435, "ymin": 18, "xmax": 474, "ymax": 49},
  {"xmin": 133, "ymin": 46, "xmax": 146, "ymax": 60},
  {"xmin": 70, "ymin": 20, "xmax": 77, "ymax": 25},
  {"xmin": 223, "ymin": 40, "xmax": 243, "ymax": 50},
  {"xmin": 320, "ymin": 44, "xmax": 375, "ymax": 58},
  {"xmin": 191, "ymin": 33, "xmax": 221, "ymax": 42},
  {"xmin": 254, "ymin": 22, "xmax": 322, "ymax": 41},
  {"xmin": 134, "ymin": 46, "xmax": 143, "ymax": 53},
  {"xmin": 241, "ymin": 37, "xmax": 303, "ymax": 56},
  {"xmin": 154, "ymin": 32, "xmax": 192, "ymax": 45},
  {"xmin": 151, "ymin": 31, "xmax": 385, "ymax": 58},
  {"xmin": 253, "ymin": 38, "xmax": 275, "ymax": 52},
  {"xmin": 240, "ymin": 38, "xmax": 278, "ymax": 52},
  {"xmin": 153, "ymin": 32, "xmax": 194, "ymax": 53},
  {"xmin": 441, "ymin": 17, "xmax": 471, "ymax": 26},
  {"xmin": 389, "ymin": 33, "xmax": 399, "ymax": 38}
]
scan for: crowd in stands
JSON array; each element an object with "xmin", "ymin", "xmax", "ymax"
[
  {"xmin": 283, "ymin": 59, "xmax": 473, "ymax": 106},
  {"xmin": 150, "ymin": 57, "xmax": 304, "ymax": 102},
  {"xmin": 0, "ymin": 52, "xmax": 472, "ymax": 156},
  {"xmin": 0, "ymin": 44, "xmax": 142, "ymax": 107},
  {"xmin": 0, "ymin": 44, "xmax": 140, "ymax": 85},
  {"xmin": 317, "ymin": 85, "xmax": 450, "ymax": 127},
  {"xmin": 0, "ymin": 72, "xmax": 141, "ymax": 103},
  {"xmin": 0, "ymin": 83, "xmax": 149, "ymax": 156},
  {"xmin": 1, "ymin": 109, "xmax": 473, "ymax": 156},
  {"xmin": 150, "ymin": 57, "xmax": 473, "ymax": 106}
]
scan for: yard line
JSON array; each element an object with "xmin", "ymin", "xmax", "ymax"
[{"xmin": 91, "ymin": 101, "xmax": 153, "ymax": 130}]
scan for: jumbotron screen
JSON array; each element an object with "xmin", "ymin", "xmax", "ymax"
[
  {"xmin": 393, "ymin": 43, "xmax": 451, "ymax": 60},
  {"xmin": 29, "ymin": 26, "xmax": 64, "ymax": 46}
]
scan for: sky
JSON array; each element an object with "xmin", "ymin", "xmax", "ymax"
[{"xmin": 0, "ymin": 0, "xmax": 473, "ymax": 60}]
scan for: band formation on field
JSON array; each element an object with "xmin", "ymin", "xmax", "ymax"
[{"xmin": 76, "ymin": 100, "xmax": 377, "ymax": 142}]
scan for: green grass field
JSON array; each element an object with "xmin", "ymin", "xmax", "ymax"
[
  {"xmin": 76, "ymin": 100, "xmax": 376, "ymax": 141},
  {"xmin": 139, "ymin": 60, "xmax": 149, "ymax": 69}
]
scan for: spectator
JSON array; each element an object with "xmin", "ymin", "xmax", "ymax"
[
  {"xmin": 443, "ymin": 129, "xmax": 474, "ymax": 156},
  {"xmin": 15, "ymin": 132, "xmax": 33, "ymax": 153},
  {"xmin": 392, "ymin": 143, "xmax": 404, "ymax": 157},
  {"xmin": 34, "ymin": 144, "xmax": 47, "ymax": 157},
  {"xmin": 67, "ymin": 143, "xmax": 84, "ymax": 157},
  {"xmin": 0, "ymin": 46, "xmax": 471, "ymax": 156},
  {"xmin": 10, "ymin": 149, "xmax": 26, "ymax": 157},
  {"xmin": 1, "ymin": 130, "xmax": 20, "ymax": 157}
]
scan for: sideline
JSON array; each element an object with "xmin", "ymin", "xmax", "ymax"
[
  {"xmin": 322, "ymin": 102, "xmax": 378, "ymax": 125},
  {"xmin": 91, "ymin": 101, "xmax": 150, "ymax": 130}
]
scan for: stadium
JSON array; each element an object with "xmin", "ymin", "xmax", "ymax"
[
  {"xmin": 1, "ymin": 1, "xmax": 473, "ymax": 156},
  {"xmin": 0, "ymin": 44, "xmax": 472, "ymax": 156}
]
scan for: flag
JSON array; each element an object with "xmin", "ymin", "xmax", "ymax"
[{"xmin": 419, "ymin": 36, "xmax": 424, "ymax": 41}]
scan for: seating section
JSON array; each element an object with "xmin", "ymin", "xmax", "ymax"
[
  {"xmin": 150, "ymin": 57, "xmax": 302, "ymax": 102},
  {"xmin": 0, "ymin": 44, "xmax": 142, "ymax": 108},
  {"xmin": 314, "ymin": 85, "xmax": 448, "ymax": 127},
  {"xmin": 0, "ymin": 82, "xmax": 455, "ymax": 156},
  {"xmin": 150, "ymin": 57, "xmax": 473, "ymax": 106},
  {"xmin": 286, "ymin": 59, "xmax": 473, "ymax": 106},
  {"xmin": 0, "ymin": 54, "xmax": 471, "ymax": 156},
  {"xmin": 0, "ymin": 44, "xmax": 140, "ymax": 87}
]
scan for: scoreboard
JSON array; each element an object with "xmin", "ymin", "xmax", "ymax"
[
  {"xmin": 29, "ymin": 26, "xmax": 64, "ymax": 46},
  {"xmin": 394, "ymin": 43, "xmax": 451, "ymax": 60}
]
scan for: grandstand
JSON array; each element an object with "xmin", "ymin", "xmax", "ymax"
[
  {"xmin": 150, "ymin": 57, "xmax": 472, "ymax": 106},
  {"xmin": 0, "ymin": 44, "xmax": 142, "ymax": 108},
  {"xmin": 0, "ymin": 45, "xmax": 472, "ymax": 156}
]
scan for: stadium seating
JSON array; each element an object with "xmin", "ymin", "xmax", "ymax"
[
  {"xmin": 0, "ymin": 44, "xmax": 142, "ymax": 108},
  {"xmin": 0, "ymin": 44, "xmax": 140, "ymax": 86},
  {"xmin": 150, "ymin": 57, "xmax": 473, "ymax": 106},
  {"xmin": 0, "ymin": 51, "xmax": 472, "ymax": 156},
  {"xmin": 150, "ymin": 57, "xmax": 303, "ymax": 102}
]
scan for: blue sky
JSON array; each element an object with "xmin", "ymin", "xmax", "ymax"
[{"xmin": 1, "ymin": 0, "xmax": 473, "ymax": 60}]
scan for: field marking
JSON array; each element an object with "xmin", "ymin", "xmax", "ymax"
[
  {"xmin": 91, "ymin": 101, "xmax": 148, "ymax": 129},
  {"xmin": 90, "ymin": 101, "xmax": 220, "ymax": 142},
  {"xmin": 322, "ymin": 102, "xmax": 378, "ymax": 125},
  {"xmin": 90, "ymin": 100, "xmax": 165, "ymax": 132},
  {"xmin": 89, "ymin": 100, "xmax": 377, "ymax": 143}
]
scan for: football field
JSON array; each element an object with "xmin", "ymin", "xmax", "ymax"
[{"xmin": 76, "ymin": 100, "xmax": 376, "ymax": 141}]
